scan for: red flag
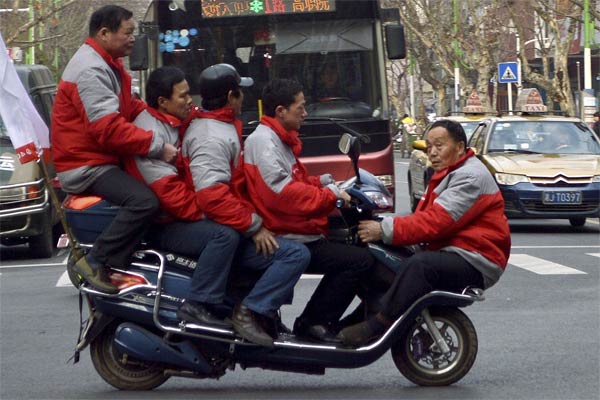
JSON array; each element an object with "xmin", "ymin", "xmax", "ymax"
[{"xmin": 0, "ymin": 32, "xmax": 49, "ymax": 164}]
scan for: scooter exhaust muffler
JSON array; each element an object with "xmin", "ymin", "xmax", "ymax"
[{"xmin": 113, "ymin": 322, "xmax": 212, "ymax": 374}]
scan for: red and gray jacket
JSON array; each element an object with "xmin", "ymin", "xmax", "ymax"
[
  {"xmin": 51, "ymin": 38, "xmax": 163, "ymax": 192},
  {"xmin": 380, "ymin": 149, "xmax": 510, "ymax": 288},
  {"xmin": 125, "ymin": 107, "xmax": 203, "ymax": 222},
  {"xmin": 243, "ymin": 118, "xmax": 344, "ymax": 242},
  {"xmin": 179, "ymin": 108, "xmax": 261, "ymax": 236}
]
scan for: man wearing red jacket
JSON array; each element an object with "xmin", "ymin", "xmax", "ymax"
[
  {"xmin": 51, "ymin": 5, "xmax": 177, "ymax": 293},
  {"xmin": 243, "ymin": 79, "xmax": 375, "ymax": 343},
  {"xmin": 126, "ymin": 66, "xmax": 239, "ymax": 329},
  {"xmin": 338, "ymin": 119, "xmax": 511, "ymax": 346},
  {"xmin": 180, "ymin": 64, "xmax": 309, "ymax": 346}
]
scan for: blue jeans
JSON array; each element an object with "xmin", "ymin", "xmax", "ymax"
[
  {"xmin": 234, "ymin": 237, "xmax": 310, "ymax": 316},
  {"xmin": 149, "ymin": 220, "xmax": 240, "ymax": 304}
]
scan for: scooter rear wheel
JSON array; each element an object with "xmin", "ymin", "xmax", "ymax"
[
  {"xmin": 391, "ymin": 306, "xmax": 477, "ymax": 386},
  {"xmin": 90, "ymin": 323, "xmax": 168, "ymax": 390}
]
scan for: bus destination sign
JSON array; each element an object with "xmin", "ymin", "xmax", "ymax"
[{"xmin": 201, "ymin": 0, "xmax": 335, "ymax": 18}]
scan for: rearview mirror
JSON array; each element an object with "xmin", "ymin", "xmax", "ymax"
[
  {"xmin": 338, "ymin": 133, "xmax": 353, "ymax": 154},
  {"xmin": 385, "ymin": 24, "xmax": 406, "ymax": 60}
]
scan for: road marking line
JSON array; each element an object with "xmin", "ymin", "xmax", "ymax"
[
  {"xmin": 509, "ymin": 254, "xmax": 586, "ymax": 275},
  {"xmin": 586, "ymin": 253, "xmax": 600, "ymax": 258},
  {"xmin": 0, "ymin": 261, "xmax": 66, "ymax": 269},
  {"xmin": 56, "ymin": 271, "xmax": 72, "ymax": 287}
]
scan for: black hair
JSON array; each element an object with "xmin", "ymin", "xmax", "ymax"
[
  {"xmin": 594, "ymin": 111, "xmax": 600, "ymax": 118},
  {"xmin": 262, "ymin": 79, "xmax": 304, "ymax": 117},
  {"xmin": 145, "ymin": 66, "xmax": 186, "ymax": 109},
  {"xmin": 202, "ymin": 88, "xmax": 241, "ymax": 111},
  {"xmin": 89, "ymin": 5, "xmax": 133, "ymax": 37},
  {"xmin": 429, "ymin": 119, "xmax": 467, "ymax": 150}
]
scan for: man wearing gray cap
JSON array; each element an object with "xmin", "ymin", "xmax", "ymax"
[{"xmin": 179, "ymin": 64, "xmax": 309, "ymax": 346}]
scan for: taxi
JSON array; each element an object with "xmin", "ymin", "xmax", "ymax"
[
  {"xmin": 407, "ymin": 91, "xmax": 489, "ymax": 211},
  {"xmin": 467, "ymin": 89, "xmax": 600, "ymax": 227}
]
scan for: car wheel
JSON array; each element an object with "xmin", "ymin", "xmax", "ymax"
[
  {"xmin": 568, "ymin": 217, "xmax": 586, "ymax": 227},
  {"xmin": 29, "ymin": 222, "xmax": 53, "ymax": 258}
]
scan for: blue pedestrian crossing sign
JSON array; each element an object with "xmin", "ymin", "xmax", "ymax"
[{"xmin": 498, "ymin": 62, "xmax": 519, "ymax": 83}]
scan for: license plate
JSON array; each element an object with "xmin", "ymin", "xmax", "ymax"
[{"xmin": 542, "ymin": 191, "xmax": 582, "ymax": 204}]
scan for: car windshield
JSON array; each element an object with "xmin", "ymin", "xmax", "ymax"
[
  {"xmin": 460, "ymin": 122, "xmax": 480, "ymax": 140},
  {"xmin": 486, "ymin": 121, "xmax": 600, "ymax": 155}
]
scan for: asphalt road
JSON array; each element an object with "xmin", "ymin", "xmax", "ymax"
[{"xmin": 0, "ymin": 157, "xmax": 598, "ymax": 399}]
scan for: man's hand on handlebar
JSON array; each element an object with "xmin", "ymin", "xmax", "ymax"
[
  {"xmin": 252, "ymin": 226, "xmax": 280, "ymax": 257},
  {"xmin": 358, "ymin": 220, "xmax": 383, "ymax": 243}
]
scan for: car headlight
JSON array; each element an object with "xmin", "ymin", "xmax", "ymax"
[
  {"xmin": 364, "ymin": 191, "xmax": 394, "ymax": 210},
  {"xmin": 592, "ymin": 175, "xmax": 600, "ymax": 183},
  {"xmin": 494, "ymin": 173, "xmax": 530, "ymax": 185}
]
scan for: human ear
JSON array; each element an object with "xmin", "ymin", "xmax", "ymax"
[
  {"xmin": 275, "ymin": 105, "xmax": 286, "ymax": 117},
  {"xmin": 97, "ymin": 27, "xmax": 110, "ymax": 42}
]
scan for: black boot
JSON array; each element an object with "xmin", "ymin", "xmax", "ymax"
[
  {"xmin": 231, "ymin": 304, "xmax": 274, "ymax": 347},
  {"xmin": 177, "ymin": 301, "xmax": 233, "ymax": 329}
]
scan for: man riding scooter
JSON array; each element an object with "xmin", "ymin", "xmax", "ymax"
[
  {"xmin": 179, "ymin": 64, "xmax": 310, "ymax": 346},
  {"xmin": 127, "ymin": 65, "xmax": 309, "ymax": 346}
]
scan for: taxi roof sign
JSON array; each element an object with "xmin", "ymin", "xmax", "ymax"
[
  {"xmin": 462, "ymin": 90, "xmax": 485, "ymax": 113},
  {"xmin": 516, "ymin": 88, "xmax": 547, "ymax": 113}
]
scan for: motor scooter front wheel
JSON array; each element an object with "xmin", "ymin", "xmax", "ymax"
[
  {"xmin": 90, "ymin": 323, "xmax": 169, "ymax": 390},
  {"xmin": 391, "ymin": 306, "xmax": 477, "ymax": 386}
]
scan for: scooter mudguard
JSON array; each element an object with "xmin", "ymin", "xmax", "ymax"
[{"xmin": 113, "ymin": 322, "xmax": 212, "ymax": 374}]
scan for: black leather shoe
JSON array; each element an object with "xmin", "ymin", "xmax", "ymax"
[
  {"xmin": 177, "ymin": 301, "xmax": 233, "ymax": 329},
  {"xmin": 231, "ymin": 304, "xmax": 274, "ymax": 347},
  {"xmin": 70, "ymin": 255, "xmax": 119, "ymax": 294},
  {"xmin": 258, "ymin": 312, "xmax": 293, "ymax": 339},
  {"xmin": 337, "ymin": 320, "xmax": 379, "ymax": 347},
  {"xmin": 293, "ymin": 318, "xmax": 341, "ymax": 344}
]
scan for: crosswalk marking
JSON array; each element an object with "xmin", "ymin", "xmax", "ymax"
[
  {"xmin": 509, "ymin": 254, "xmax": 587, "ymax": 275},
  {"xmin": 56, "ymin": 271, "xmax": 73, "ymax": 287}
]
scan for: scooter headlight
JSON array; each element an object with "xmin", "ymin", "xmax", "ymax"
[{"xmin": 364, "ymin": 191, "xmax": 393, "ymax": 210}]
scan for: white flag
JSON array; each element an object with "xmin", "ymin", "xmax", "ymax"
[{"xmin": 0, "ymin": 32, "xmax": 49, "ymax": 164}]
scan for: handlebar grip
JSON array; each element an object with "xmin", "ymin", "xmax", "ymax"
[{"xmin": 335, "ymin": 199, "xmax": 345, "ymax": 208}]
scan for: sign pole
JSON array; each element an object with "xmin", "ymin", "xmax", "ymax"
[{"xmin": 507, "ymin": 83, "xmax": 513, "ymax": 115}]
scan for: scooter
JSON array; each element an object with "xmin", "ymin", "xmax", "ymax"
[{"xmin": 60, "ymin": 133, "xmax": 485, "ymax": 390}]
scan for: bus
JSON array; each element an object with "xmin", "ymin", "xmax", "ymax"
[{"xmin": 132, "ymin": 0, "xmax": 405, "ymax": 195}]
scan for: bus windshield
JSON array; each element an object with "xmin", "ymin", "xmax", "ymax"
[{"xmin": 154, "ymin": 0, "xmax": 383, "ymax": 124}]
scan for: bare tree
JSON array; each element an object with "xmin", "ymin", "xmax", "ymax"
[
  {"xmin": 384, "ymin": 0, "xmax": 594, "ymax": 115},
  {"xmin": 1, "ymin": 0, "xmax": 151, "ymax": 78}
]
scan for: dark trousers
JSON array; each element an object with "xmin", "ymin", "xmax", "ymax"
[
  {"xmin": 299, "ymin": 240, "xmax": 373, "ymax": 326},
  {"xmin": 380, "ymin": 250, "xmax": 484, "ymax": 319},
  {"xmin": 86, "ymin": 168, "xmax": 159, "ymax": 268}
]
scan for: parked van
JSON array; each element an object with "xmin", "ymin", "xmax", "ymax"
[{"xmin": 0, "ymin": 64, "xmax": 63, "ymax": 258}]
